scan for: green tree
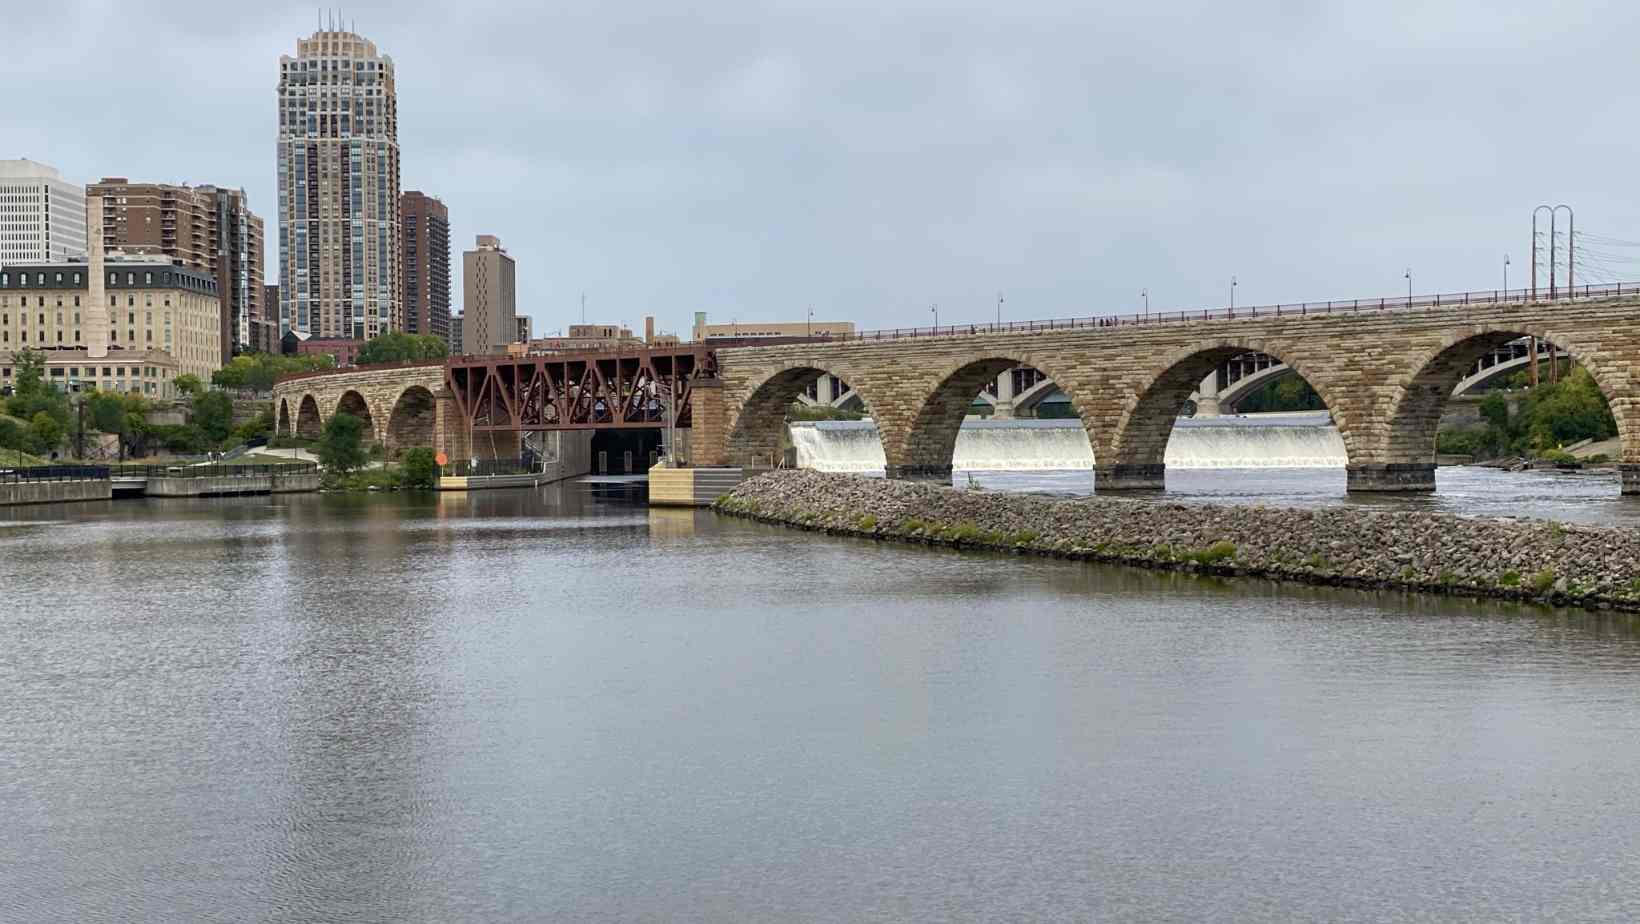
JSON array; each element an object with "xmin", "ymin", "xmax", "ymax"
[
  {"xmin": 1235, "ymin": 375, "xmax": 1324, "ymax": 413},
  {"xmin": 400, "ymin": 447, "xmax": 439, "ymax": 489},
  {"xmin": 11, "ymin": 348, "xmax": 46, "ymax": 399},
  {"xmin": 191, "ymin": 391, "xmax": 236, "ymax": 446},
  {"xmin": 212, "ymin": 352, "xmax": 335, "ymax": 393},
  {"xmin": 231, "ymin": 406, "xmax": 276, "ymax": 445},
  {"xmin": 173, "ymin": 374, "xmax": 206, "ymax": 398},
  {"xmin": 355, "ymin": 332, "xmax": 448, "ymax": 365},
  {"xmin": 1519, "ymin": 366, "xmax": 1614, "ymax": 451},
  {"xmin": 6, "ymin": 352, "xmax": 70, "ymax": 452},
  {"xmin": 0, "ymin": 415, "xmax": 26, "ymax": 454},
  {"xmin": 88, "ymin": 391, "xmax": 133, "ymax": 460},
  {"xmin": 315, "ymin": 412, "xmax": 369, "ymax": 473},
  {"xmin": 1478, "ymin": 392, "xmax": 1511, "ymax": 432},
  {"xmin": 29, "ymin": 410, "xmax": 63, "ymax": 457}
]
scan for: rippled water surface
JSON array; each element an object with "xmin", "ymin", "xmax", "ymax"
[
  {"xmin": 4, "ymin": 482, "xmax": 1640, "ymax": 921},
  {"xmin": 969, "ymin": 465, "xmax": 1640, "ymax": 525}
]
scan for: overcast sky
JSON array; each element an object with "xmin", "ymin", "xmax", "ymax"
[{"xmin": 8, "ymin": 1, "xmax": 1637, "ymax": 336}]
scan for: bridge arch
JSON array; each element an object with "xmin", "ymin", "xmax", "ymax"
[
  {"xmin": 385, "ymin": 386, "xmax": 437, "ymax": 457},
  {"xmin": 334, "ymin": 389, "xmax": 378, "ymax": 446},
  {"xmin": 901, "ymin": 353, "xmax": 1097, "ymax": 481},
  {"xmin": 1012, "ymin": 376, "xmax": 1063, "ymax": 414},
  {"xmin": 276, "ymin": 398, "xmax": 292, "ymax": 439},
  {"xmin": 1218, "ymin": 364, "xmax": 1301, "ymax": 413},
  {"xmin": 1108, "ymin": 339, "xmax": 1352, "ymax": 489},
  {"xmin": 1382, "ymin": 325, "xmax": 1635, "ymax": 483},
  {"xmin": 296, "ymin": 394, "xmax": 322, "ymax": 440},
  {"xmin": 727, "ymin": 363, "xmax": 890, "ymax": 470}
]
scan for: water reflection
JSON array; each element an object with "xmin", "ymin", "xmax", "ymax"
[{"xmin": 3, "ymin": 487, "xmax": 1640, "ymax": 919}]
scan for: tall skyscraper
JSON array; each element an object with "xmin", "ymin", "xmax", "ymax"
[
  {"xmin": 0, "ymin": 159, "xmax": 87, "ymax": 265},
  {"xmin": 276, "ymin": 25, "xmax": 401, "ymax": 341},
  {"xmin": 399, "ymin": 191, "xmax": 449, "ymax": 344},
  {"xmin": 462, "ymin": 235, "xmax": 515, "ymax": 354},
  {"xmin": 87, "ymin": 178, "xmax": 264, "ymax": 363}
]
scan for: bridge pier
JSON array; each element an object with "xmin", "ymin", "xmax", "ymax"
[
  {"xmin": 1621, "ymin": 464, "xmax": 1640, "ymax": 495},
  {"xmin": 1346, "ymin": 462, "xmax": 1436, "ymax": 493},
  {"xmin": 886, "ymin": 463, "xmax": 953, "ymax": 483},
  {"xmin": 1095, "ymin": 463, "xmax": 1166, "ymax": 492},
  {"xmin": 892, "ymin": 462, "xmax": 957, "ymax": 485},
  {"xmin": 1194, "ymin": 369, "xmax": 1222, "ymax": 418}
]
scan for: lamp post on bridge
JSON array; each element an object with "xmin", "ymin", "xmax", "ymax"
[
  {"xmin": 1404, "ymin": 267, "xmax": 1412, "ymax": 303},
  {"xmin": 930, "ymin": 303, "xmax": 938, "ymax": 330},
  {"xmin": 1503, "ymin": 254, "xmax": 1510, "ymax": 293},
  {"xmin": 807, "ymin": 305, "xmax": 813, "ymax": 338},
  {"xmin": 1141, "ymin": 288, "xmax": 1149, "ymax": 320},
  {"xmin": 1229, "ymin": 276, "xmax": 1237, "ymax": 313},
  {"xmin": 996, "ymin": 292, "xmax": 1003, "ymax": 328}
]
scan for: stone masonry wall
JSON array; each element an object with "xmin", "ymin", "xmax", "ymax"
[
  {"xmin": 712, "ymin": 296, "xmax": 1640, "ymax": 490},
  {"xmin": 272, "ymin": 363, "xmax": 459, "ymax": 456}
]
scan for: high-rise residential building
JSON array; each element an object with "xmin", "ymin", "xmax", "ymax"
[
  {"xmin": 399, "ymin": 191, "xmax": 449, "ymax": 343},
  {"xmin": 87, "ymin": 178, "xmax": 264, "ymax": 363},
  {"xmin": 0, "ymin": 159, "xmax": 87, "ymax": 266},
  {"xmin": 449, "ymin": 310, "xmax": 463, "ymax": 354},
  {"xmin": 276, "ymin": 26, "xmax": 401, "ymax": 341},
  {"xmin": 461, "ymin": 235, "xmax": 515, "ymax": 354}
]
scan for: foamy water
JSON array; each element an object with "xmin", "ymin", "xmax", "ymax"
[{"xmin": 790, "ymin": 413, "xmax": 1348, "ymax": 472}]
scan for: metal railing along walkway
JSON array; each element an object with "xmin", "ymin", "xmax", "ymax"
[
  {"xmin": 835, "ymin": 282, "xmax": 1640, "ymax": 343},
  {"xmin": 107, "ymin": 462, "xmax": 318, "ymax": 479},
  {"xmin": 0, "ymin": 464, "xmax": 111, "ymax": 484}
]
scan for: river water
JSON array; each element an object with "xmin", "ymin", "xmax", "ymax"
[{"xmin": 4, "ymin": 479, "xmax": 1640, "ymax": 921}]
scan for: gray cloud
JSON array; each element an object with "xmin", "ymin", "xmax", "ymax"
[{"xmin": 7, "ymin": 0, "xmax": 1636, "ymax": 336}]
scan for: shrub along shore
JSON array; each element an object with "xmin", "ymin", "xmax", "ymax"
[{"xmin": 714, "ymin": 470, "xmax": 1640, "ymax": 613}]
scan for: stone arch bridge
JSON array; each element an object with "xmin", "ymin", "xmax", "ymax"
[
  {"xmin": 273, "ymin": 361, "xmax": 454, "ymax": 458},
  {"xmin": 273, "ymin": 292, "xmax": 1640, "ymax": 493}
]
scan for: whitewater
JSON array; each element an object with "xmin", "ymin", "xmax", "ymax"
[{"xmin": 789, "ymin": 413, "xmax": 1349, "ymax": 472}]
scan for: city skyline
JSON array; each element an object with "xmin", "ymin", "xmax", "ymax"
[{"xmin": 9, "ymin": 2, "xmax": 1640, "ymax": 340}]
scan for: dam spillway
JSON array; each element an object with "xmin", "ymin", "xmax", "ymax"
[{"xmin": 789, "ymin": 413, "xmax": 1349, "ymax": 473}]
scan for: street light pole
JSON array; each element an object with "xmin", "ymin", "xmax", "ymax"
[
  {"xmin": 930, "ymin": 303, "xmax": 938, "ymax": 329},
  {"xmin": 1404, "ymin": 267, "xmax": 1412, "ymax": 303},
  {"xmin": 1141, "ymin": 288, "xmax": 1149, "ymax": 320},
  {"xmin": 1230, "ymin": 276, "xmax": 1237, "ymax": 312},
  {"xmin": 807, "ymin": 305, "xmax": 813, "ymax": 338},
  {"xmin": 996, "ymin": 292, "xmax": 1003, "ymax": 328},
  {"xmin": 1503, "ymin": 254, "xmax": 1510, "ymax": 293}
]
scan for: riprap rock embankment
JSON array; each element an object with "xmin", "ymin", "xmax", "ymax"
[{"xmin": 715, "ymin": 470, "xmax": 1640, "ymax": 612}]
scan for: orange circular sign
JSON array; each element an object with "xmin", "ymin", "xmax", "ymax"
[{"xmin": 434, "ymin": 451, "xmax": 449, "ymax": 466}]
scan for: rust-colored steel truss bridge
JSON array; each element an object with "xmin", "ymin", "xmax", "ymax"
[{"xmin": 447, "ymin": 347, "xmax": 718, "ymax": 432}]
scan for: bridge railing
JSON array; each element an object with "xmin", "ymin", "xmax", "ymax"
[
  {"xmin": 842, "ymin": 282, "xmax": 1640, "ymax": 341},
  {"xmin": 445, "ymin": 458, "xmax": 539, "ymax": 477},
  {"xmin": 107, "ymin": 462, "xmax": 319, "ymax": 479},
  {"xmin": 0, "ymin": 464, "xmax": 112, "ymax": 484}
]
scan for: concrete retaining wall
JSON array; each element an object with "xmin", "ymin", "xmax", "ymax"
[
  {"xmin": 145, "ymin": 474, "xmax": 273, "ymax": 497},
  {"xmin": 0, "ymin": 479, "xmax": 112, "ymax": 506},
  {"xmin": 650, "ymin": 466, "xmax": 746, "ymax": 507},
  {"xmin": 272, "ymin": 472, "xmax": 321, "ymax": 493},
  {"xmin": 543, "ymin": 431, "xmax": 594, "ymax": 483}
]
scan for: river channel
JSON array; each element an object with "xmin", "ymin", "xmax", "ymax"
[{"xmin": 4, "ymin": 477, "xmax": 1640, "ymax": 921}]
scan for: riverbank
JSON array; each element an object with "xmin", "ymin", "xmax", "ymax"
[{"xmin": 715, "ymin": 470, "xmax": 1640, "ymax": 612}]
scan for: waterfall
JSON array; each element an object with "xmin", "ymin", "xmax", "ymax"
[
  {"xmin": 788, "ymin": 422, "xmax": 887, "ymax": 472},
  {"xmin": 790, "ymin": 413, "xmax": 1347, "ymax": 472},
  {"xmin": 1167, "ymin": 414, "xmax": 1347, "ymax": 469}
]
